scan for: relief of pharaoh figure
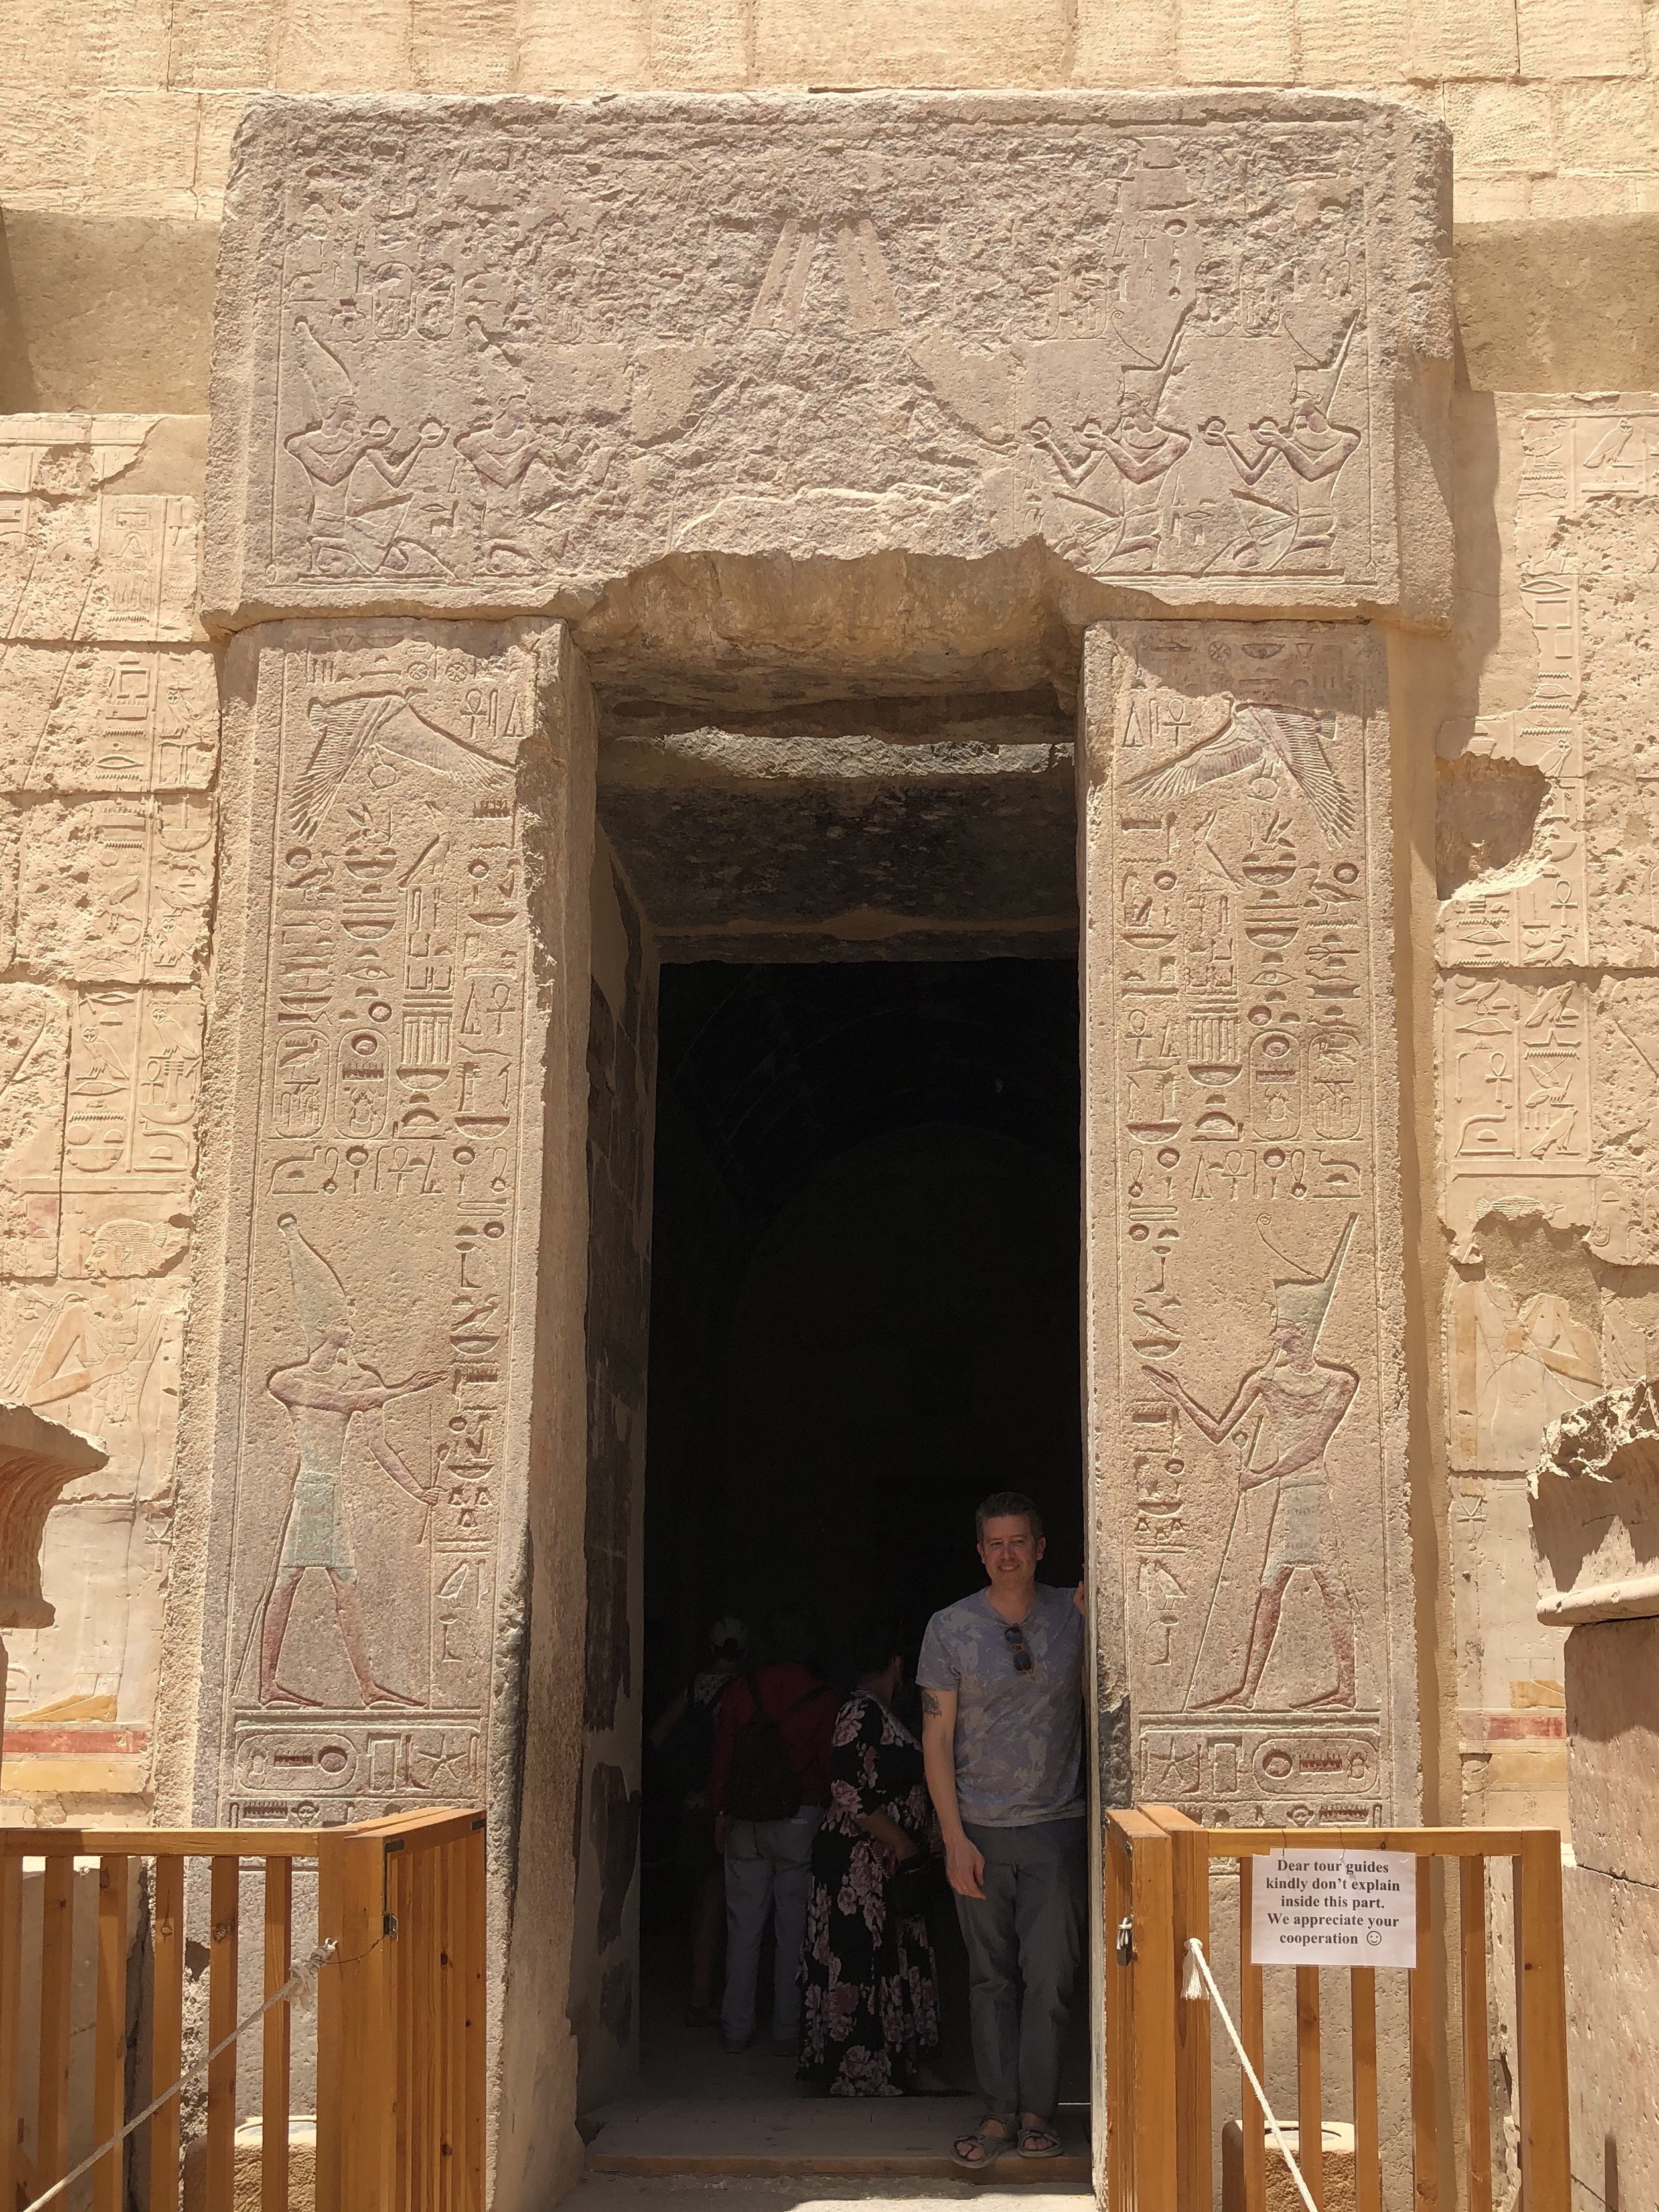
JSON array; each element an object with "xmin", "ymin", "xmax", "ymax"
[
  {"xmin": 455, "ymin": 397, "xmax": 571, "ymax": 575},
  {"xmin": 1030, "ymin": 389, "xmax": 1192, "ymax": 564},
  {"xmin": 1140, "ymin": 1215, "xmax": 1360, "ymax": 1712},
  {"xmin": 282, "ymin": 318, "xmax": 448, "ymax": 575},
  {"xmin": 1027, "ymin": 316, "xmax": 1193, "ymax": 565},
  {"xmin": 257, "ymin": 1215, "xmax": 443, "ymax": 1708},
  {"xmin": 1201, "ymin": 399, "xmax": 1360, "ymax": 568}
]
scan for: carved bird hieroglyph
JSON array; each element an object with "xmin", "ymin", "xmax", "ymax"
[{"xmin": 1123, "ymin": 703, "xmax": 1354, "ymax": 845}]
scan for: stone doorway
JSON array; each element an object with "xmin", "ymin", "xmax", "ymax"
[
  {"xmin": 179, "ymin": 82, "xmax": 1447, "ymax": 2202},
  {"xmin": 568, "ymin": 725, "xmax": 1095, "ymax": 2168}
]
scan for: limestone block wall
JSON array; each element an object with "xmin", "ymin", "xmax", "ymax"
[
  {"xmin": 1, "ymin": 0, "xmax": 1657, "ymax": 410},
  {"xmin": 0, "ymin": 412, "xmax": 215, "ymax": 1814},
  {"xmin": 1438, "ymin": 394, "xmax": 1659, "ymax": 1836}
]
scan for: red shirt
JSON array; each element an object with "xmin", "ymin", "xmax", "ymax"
[{"xmin": 707, "ymin": 1663, "xmax": 837, "ymax": 1815}]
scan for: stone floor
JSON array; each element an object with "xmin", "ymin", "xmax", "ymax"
[
  {"xmin": 571, "ymin": 2176, "xmax": 1094, "ymax": 2207},
  {"xmin": 597, "ymin": 1887, "xmax": 1091, "ymax": 2181},
  {"xmin": 584, "ymin": 2097, "xmax": 1092, "ymax": 2181}
]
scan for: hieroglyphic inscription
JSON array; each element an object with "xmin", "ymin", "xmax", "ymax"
[
  {"xmin": 212, "ymin": 96, "xmax": 1451, "ymax": 619},
  {"xmin": 0, "ymin": 646, "xmax": 218, "ymax": 792},
  {"xmin": 203, "ymin": 622, "xmax": 562, "ymax": 1823},
  {"xmin": 0, "ymin": 417, "xmax": 218, "ymax": 1781},
  {"xmin": 1085, "ymin": 620, "xmax": 1411, "ymax": 1825},
  {"xmin": 1439, "ymin": 401, "xmax": 1659, "ymax": 1475}
]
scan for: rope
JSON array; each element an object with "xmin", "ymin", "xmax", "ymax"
[
  {"xmin": 1182, "ymin": 1935, "xmax": 1319, "ymax": 2212},
  {"xmin": 19, "ymin": 1941, "xmax": 338, "ymax": 2212}
]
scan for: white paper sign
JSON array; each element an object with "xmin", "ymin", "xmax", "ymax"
[{"xmin": 1251, "ymin": 1850, "xmax": 1417, "ymax": 1967}]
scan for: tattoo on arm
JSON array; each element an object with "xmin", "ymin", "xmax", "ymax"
[{"xmin": 920, "ymin": 1689, "xmax": 942, "ymax": 1717}]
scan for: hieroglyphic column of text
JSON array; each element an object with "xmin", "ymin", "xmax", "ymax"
[
  {"xmin": 1081, "ymin": 620, "xmax": 1417, "ymax": 1825},
  {"xmin": 186, "ymin": 618, "xmax": 593, "ymax": 1826}
]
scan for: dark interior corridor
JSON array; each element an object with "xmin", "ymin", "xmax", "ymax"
[{"xmin": 637, "ymin": 955, "xmax": 1085, "ymax": 2102}]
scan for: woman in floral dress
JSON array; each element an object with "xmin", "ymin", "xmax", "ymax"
[{"xmin": 798, "ymin": 1629, "xmax": 943, "ymax": 2096}]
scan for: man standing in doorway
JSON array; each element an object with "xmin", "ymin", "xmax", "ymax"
[
  {"xmin": 708, "ymin": 1610, "xmax": 836, "ymax": 2056},
  {"xmin": 919, "ymin": 1493, "xmax": 1086, "ymax": 2168}
]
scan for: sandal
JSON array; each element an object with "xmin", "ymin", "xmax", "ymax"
[
  {"xmin": 950, "ymin": 2114, "xmax": 1015, "ymax": 2172},
  {"xmin": 1017, "ymin": 2120, "xmax": 1063, "ymax": 2160}
]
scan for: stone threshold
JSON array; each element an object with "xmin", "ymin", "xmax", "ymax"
[{"xmin": 585, "ymin": 2098, "xmax": 1090, "ymax": 2183}]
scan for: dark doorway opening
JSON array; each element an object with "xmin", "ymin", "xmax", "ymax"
[{"xmin": 638, "ymin": 955, "xmax": 1084, "ymax": 2108}]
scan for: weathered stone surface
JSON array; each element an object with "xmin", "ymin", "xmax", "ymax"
[
  {"xmin": 1530, "ymin": 1381, "xmax": 1659, "ymax": 1627},
  {"xmin": 0, "ymin": 415, "xmax": 205, "ymax": 642},
  {"xmin": 569, "ymin": 840, "xmax": 655, "ymax": 2108},
  {"xmin": 0, "ymin": 413, "xmax": 216, "ymax": 1811},
  {"xmin": 0, "ymin": 646, "xmax": 219, "ymax": 791},
  {"xmin": 15, "ymin": 795, "xmax": 214, "ymax": 984},
  {"xmin": 0, "ymin": 1403, "xmax": 107, "ymax": 1633},
  {"xmin": 1080, "ymin": 618, "xmax": 1415, "ymax": 1823},
  {"xmin": 1564, "ymin": 1861, "xmax": 1659, "ymax": 2212},
  {"xmin": 206, "ymin": 92, "xmax": 1452, "ymax": 632},
  {"xmin": 1439, "ymin": 397, "xmax": 1659, "ymax": 979},
  {"xmin": 0, "ymin": 1272, "xmax": 188, "ymax": 1754},
  {"xmin": 1447, "ymin": 1471, "xmax": 1567, "ymax": 1827},
  {"xmin": 1563, "ymin": 1617, "xmax": 1659, "ymax": 1885},
  {"xmin": 167, "ymin": 616, "xmax": 595, "ymax": 2201},
  {"xmin": 1439, "ymin": 393, "xmax": 1659, "ymax": 1578},
  {"xmin": 0, "ymin": 986, "xmax": 70, "ymax": 1282},
  {"xmin": 176, "ymin": 616, "xmax": 588, "ymax": 1803},
  {"xmin": 599, "ymin": 724, "xmax": 1078, "ymax": 948}
]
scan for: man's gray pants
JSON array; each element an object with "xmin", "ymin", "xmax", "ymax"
[{"xmin": 956, "ymin": 1816, "xmax": 1086, "ymax": 2120}]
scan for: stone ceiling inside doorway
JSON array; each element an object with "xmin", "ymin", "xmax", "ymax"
[{"xmin": 597, "ymin": 687, "xmax": 1078, "ymax": 955}]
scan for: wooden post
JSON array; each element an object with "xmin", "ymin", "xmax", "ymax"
[
  {"xmin": 151, "ymin": 1856, "xmax": 186, "ymax": 2212},
  {"xmin": 36, "ymin": 1854, "xmax": 73, "ymax": 2190},
  {"xmin": 1350, "ymin": 1968, "xmax": 1381, "ymax": 2212},
  {"xmin": 1123, "ymin": 1812, "xmax": 1177, "ymax": 2212},
  {"xmin": 263, "ymin": 1858, "xmax": 292, "ymax": 2212},
  {"xmin": 1408, "ymin": 1857, "xmax": 1439, "ymax": 2211},
  {"xmin": 0, "ymin": 1853, "xmax": 21, "ymax": 2212},
  {"xmin": 1144, "ymin": 1807, "xmax": 1212, "ymax": 2212},
  {"xmin": 1295, "ymin": 1966, "xmax": 1323, "ymax": 2209},
  {"xmin": 1239, "ymin": 1858, "xmax": 1265, "ymax": 2212},
  {"xmin": 1514, "ymin": 1836, "xmax": 1571, "ymax": 2212},
  {"xmin": 461, "ymin": 1822, "xmax": 486, "ymax": 2212},
  {"xmin": 93, "ymin": 1856, "xmax": 129, "ymax": 2212},
  {"xmin": 319, "ymin": 1829, "xmax": 394, "ymax": 2212},
  {"xmin": 1461, "ymin": 1857, "xmax": 1494, "ymax": 2212},
  {"xmin": 206, "ymin": 1857, "xmax": 240, "ymax": 2212},
  {"xmin": 1104, "ymin": 1815, "xmax": 1131, "ymax": 2212}
]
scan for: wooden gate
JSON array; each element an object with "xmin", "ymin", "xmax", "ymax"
[
  {"xmin": 1104, "ymin": 1810, "xmax": 1571, "ymax": 2212},
  {"xmin": 0, "ymin": 1807, "xmax": 486, "ymax": 2212}
]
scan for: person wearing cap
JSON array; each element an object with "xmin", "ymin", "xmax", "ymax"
[
  {"xmin": 917, "ymin": 1494, "xmax": 1086, "ymax": 2170},
  {"xmin": 650, "ymin": 1617, "xmax": 749, "ymax": 2026}
]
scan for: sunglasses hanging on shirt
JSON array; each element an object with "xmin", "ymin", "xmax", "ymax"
[{"xmin": 1005, "ymin": 1623, "xmax": 1034, "ymax": 1675}]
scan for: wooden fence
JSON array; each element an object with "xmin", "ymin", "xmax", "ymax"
[
  {"xmin": 0, "ymin": 1807, "xmax": 484, "ymax": 2212},
  {"xmin": 1105, "ymin": 1811, "xmax": 1571, "ymax": 2212}
]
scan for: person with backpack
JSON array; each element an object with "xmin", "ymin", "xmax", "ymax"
[{"xmin": 707, "ymin": 1608, "xmax": 837, "ymax": 2056}]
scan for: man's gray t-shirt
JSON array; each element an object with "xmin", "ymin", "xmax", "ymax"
[{"xmin": 916, "ymin": 1583, "xmax": 1085, "ymax": 1828}]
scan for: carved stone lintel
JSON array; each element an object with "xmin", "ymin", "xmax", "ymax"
[
  {"xmin": 1530, "ymin": 1383, "xmax": 1659, "ymax": 1626},
  {"xmin": 206, "ymin": 92, "xmax": 1452, "ymax": 633}
]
